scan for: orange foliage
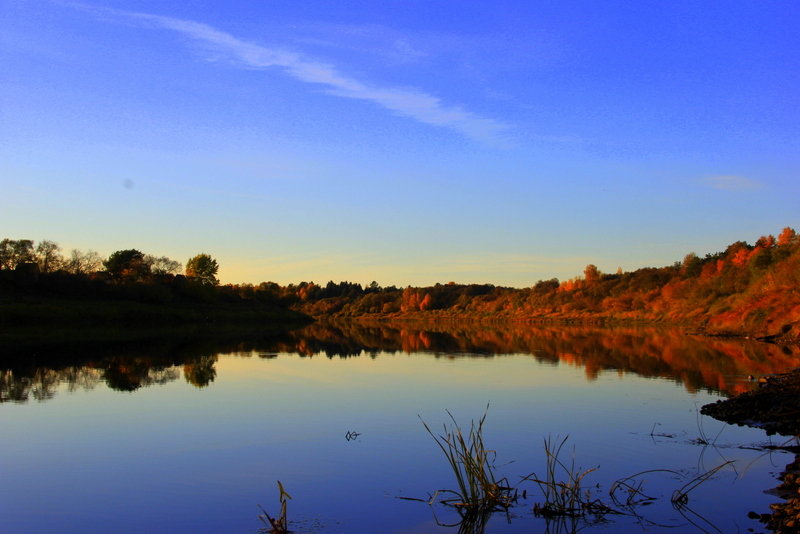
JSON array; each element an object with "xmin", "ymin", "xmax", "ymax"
[
  {"xmin": 755, "ymin": 235, "xmax": 776, "ymax": 248},
  {"xmin": 292, "ymin": 226, "xmax": 800, "ymax": 340},
  {"xmin": 732, "ymin": 247, "xmax": 750, "ymax": 267},
  {"xmin": 419, "ymin": 293, "xmax": 433, "ymax": 311},
  {"xmin": 281, "ymin": 321, "xmax": 800, "ymax": 396},
  {"xmin": 778, "ymin": 227, "xmax": 797, "ymax": 246},
  {"xmin": 559, "ymin": 278, "xmax": 579, "ymax": 292}
]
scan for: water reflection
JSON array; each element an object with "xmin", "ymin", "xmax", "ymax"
[
  {"xmin": 0, "ymin": 325, "xmax": 297, "ymax": 401},
  {"xmin": 287, "ymin": 321, "xmax": 799, "ymax": 395},
  {"xmin": 0, "ymin": 366, "xmax": 101, "ymax": 402},
  {"xmin": 1, "ymin": 320, "xmax": 798, "ymax": 403},
  {"xmin": 184, "ymin": 355, "xmax": 218, "ymax": 388}
]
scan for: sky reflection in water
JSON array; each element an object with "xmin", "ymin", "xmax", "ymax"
[{"xmin": 1, "ymin": 322, "xmax": 797, "ymax": 533}]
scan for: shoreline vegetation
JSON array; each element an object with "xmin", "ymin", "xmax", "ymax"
[
  {"xmin": 1, "ymin": 227, "xmax": 799, "ymax": 342},
  {"xmin": 290, "ymin": 226, "xmax": 800, "ymax": 344}
]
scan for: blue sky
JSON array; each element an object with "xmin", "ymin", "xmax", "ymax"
[{"xmin": 2, "ymin": 1, "xmax": 798, "ymax": 286}]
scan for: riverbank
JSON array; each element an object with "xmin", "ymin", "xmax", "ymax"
[
  {"xmin": 290, "ymin": 231, "xmax": 800, "ymax": 341},
  {"xmin": 0, "ymin": 294, "xmax": 311, "ymax": 327}
]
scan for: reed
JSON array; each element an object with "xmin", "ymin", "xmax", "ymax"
[
  {"xmin": 258, "ymin": 480, "xmax": 292, "ymax": 534},
  {"xmin": 691, "ymin": 408, "xmax": 725, "ymax": 446},
  {"xmin": 524, "ymin": 435, "xmax": 606, "ymax": 518},
  {"xmin": 420, "ymin": 407, "xmax": 514, "ymax": 515},
  {"xmin": 416, "ymin": 413, "xmax": 736, "ymax": 529},
  {"xmin": 609, "ymin": 469, "xmax": 674, "ymax": 508},
  {"xmin": 671, "ymin": 461, "xmax": 734, "ymax": 506}
]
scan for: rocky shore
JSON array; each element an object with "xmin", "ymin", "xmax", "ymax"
[
  {"xmin": 702, "ymin": 368, "xmax": 800, "ymax": 533},
  {"xmin": 701, "ymin": 368, "xmax": 800, "ymax": 436}
]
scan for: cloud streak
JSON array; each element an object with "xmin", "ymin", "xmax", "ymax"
[
  {"xmin": 77, "ymin": 5, "xmax": 510, "ymax": 145},
  {"xmin": 702, "ymin": 175, "xmax": 763, "ymax": 191}
]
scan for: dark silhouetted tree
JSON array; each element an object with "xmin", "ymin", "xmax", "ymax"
[
  {"xmin": 104, "ymin": 249, "xmax": 149, "ymax": 281},
  {"xmin": 0, "ymin": 239, "xmax": 35, "ymax": 270},
  {"xmin": 35, "ymin": 240, "xmax": 64, "ymax": 273},
  {"xmin": 146, "ymin": 255, "xmax": 182, "ymax": 275},
  {"xmin": 66, "ymin": 249, "xmax": 103, "ymax": 275}
]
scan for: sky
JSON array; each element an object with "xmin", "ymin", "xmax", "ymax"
[{"xmin": 1, "ymin": 1, "xmax": 798, "ymax": 287}]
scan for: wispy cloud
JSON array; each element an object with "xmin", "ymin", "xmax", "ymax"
[
  {"xmin": 702, "ymin": 175, "xmax": 763, "ymax": 191},
  {"xmin": 392, "ymin": 38, "xmax": 426, "ymax": 63},
  {"xmin": 290, "ymin": 23, "xmax": 428, "ymax": 64},
  {"xmin": 71, "ymin": 4, "xmax": 511, "ymax": 145}
]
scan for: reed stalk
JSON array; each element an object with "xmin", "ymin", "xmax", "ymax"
[
  {"xmin": 420, "ymin": 407, "xmax": 514, "ymax": 515},
  {"xmin": 258, "ymin": 480, "xmax": 292, "ymax": 533},
  {"xmin": 524, "ymin": 435, "xmax": 603, "ymax": 517}
]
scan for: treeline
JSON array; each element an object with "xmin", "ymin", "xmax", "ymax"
[
  {"xmin": 0, "ymin": 239, "xmax": 218, "ymax": 282},
  {"xmin": 4, "ymin": 227, "xmax": 799, "ymax": 336},
  {"xmin": 289, "ymin": 227, "xmax": 800, "ymax": 339},
  {"xmin": 0, "ymin": 239, "xmax": 306, "ymax": 325},
  {"xmin": 0, "ymin": 239, "xmax": 389, "ymax": 319}
]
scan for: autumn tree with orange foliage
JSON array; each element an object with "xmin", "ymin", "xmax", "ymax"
[{"xmin": 778, "ymin": 227, "xmax": 797, "ymax": 246}]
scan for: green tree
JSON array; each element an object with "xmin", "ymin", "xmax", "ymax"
[
  {"xmin": 186, "ymin": 253, "xmax": 219, "ymax": 285},
  {"xmin": 104, "ymin": 249, "xmax": 150, "ymax": 281}
]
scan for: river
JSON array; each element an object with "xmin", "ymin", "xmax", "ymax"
[{"xmin": 1, "ymin": 321, "xmax": 797, "ymax": 533}]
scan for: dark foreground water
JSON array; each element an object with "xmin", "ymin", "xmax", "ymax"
[{"xmin": 1, "ymin": 321, "xmax": 798, "ymax": 533}]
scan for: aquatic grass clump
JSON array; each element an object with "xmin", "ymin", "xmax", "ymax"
[
  {"xmin": 258, "ymin": 480, "xmax": 292, "ymax": 533},
  {"xmin": 524, "ymin": 435, "xmax": 610, "ymax": 518},
  {"xmin": 414, "ymin": 413, "xmax": 738, "ymax": 531},
  {"xmin": 420, "ymin": 408, "xmax": 515, "ymax": 515}
]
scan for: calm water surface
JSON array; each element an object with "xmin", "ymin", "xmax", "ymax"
[{"xmin": 2, "ymin": 322, "xmax": 798, "ymax": 533}]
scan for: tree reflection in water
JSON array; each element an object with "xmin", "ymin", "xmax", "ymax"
[
  {"xmin": 184, "ymin": 355, "xmax": 218, "ymax": 388},
  {"xmin": 1, "ymin": 320, "xmax": 798, "ymax": 403}
]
